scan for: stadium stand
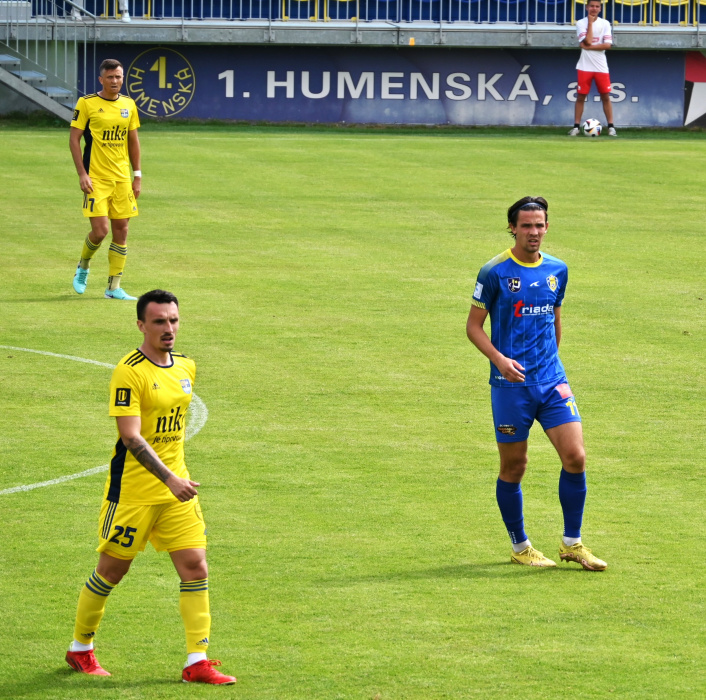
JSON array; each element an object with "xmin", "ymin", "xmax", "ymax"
[
  {"xmin": 611, "ymin": 0, "xmax": 651, "ymax": 24},
  {"xmin": 16, "ymin": 0, "xmax": 703, "ymax": 21},
  {"xmin": 653, "ymin": 0, "xmax": 690, "ymax": 24},
  {"xmin": 2, "ymin": 0, "xmax": 705, "ymax": 122}
]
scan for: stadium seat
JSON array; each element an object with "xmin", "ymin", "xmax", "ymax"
[
  {"xmin": 188, "ymin": 0, "xmax": 227, "ymax": 18},
  {"xmin": 234, "ymin": 0, "xmax": 281, "ymax": 19},
  {"xmin": 531, "ymin": 0, "xmax": 569, "ymax": 24},
  {"xmin": 151, "ymin": 0, "xmax": 186, "ymax": 18},
  {"xmin": 403, "ymin": 0, "xmax": 441, "ymax": 21},
  {"xmin": 487, "ymin": 0, "xmax": 527, "ymax": 23},
  {"xmin": 446, "ymin": 0, "xmax": 482, "ymax": 22},
  {"xmin": 282, "ymin": 0, "xmax": 318, "ymax": 18},
  {"xmin": 653, "ymin": 0, "xmax": 690, "ymax": 24},
  {"xmin": 447, "ymin": 0, "xmax": 524, "ymax": 23},
  {"xmin": 697, "ymin": 0, "xmax": 706, "ymax": 23},
  {"xmin": 100, "ymin": 0, "xmax": 153, "ymax": 17},
  {"xmin": 361, "ymin": 0, "xmax": 398, "ymax": 20},
  {"xmin": 326, "ymin": 0, "xmax": 359, "ymax": 19},
  {"xmin": 611, "ymin": 0, "xmax": 650, "ymax": 24}
]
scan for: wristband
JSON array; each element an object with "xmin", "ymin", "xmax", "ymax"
[{"xmin": 133, "ymin": 170, "xmax": 142, "ymax": 177}]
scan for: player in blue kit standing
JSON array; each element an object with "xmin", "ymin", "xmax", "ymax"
[{"xmin": 466, "ymin": 196, "xmax": 607, "ymax": 570}]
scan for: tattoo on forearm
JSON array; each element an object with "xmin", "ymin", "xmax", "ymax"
[{"xmin": 124, "ymin": 436, "xmax": 173, "ymax": 483}]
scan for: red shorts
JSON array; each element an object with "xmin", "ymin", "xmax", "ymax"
[{"xmin": 577, "ymin": 70, "xmax": 612, "ymax": 95}]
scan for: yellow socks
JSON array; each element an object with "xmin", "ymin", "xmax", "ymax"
[
  {"xmin": 107, "ymin": 243, "xmax": 128, "ymax": 291},
  {"xmin": 72, "ymin": 572, "xmax": 211, "ymax": 655},
  {"xmin": 72, "ymin": 570, "xmax": 116, "ymax": 647},
  {"xmin": 179, "ymin": 579, "xmax": 211, "ymax": 654},
  {"xmin": 79, "ymin": 235, "xmax": 101, "ymax": 270}
]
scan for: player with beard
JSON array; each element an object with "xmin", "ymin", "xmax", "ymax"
[{"xmin": 65, "ymin": 289, "xmax": 237, "ymax": 683}]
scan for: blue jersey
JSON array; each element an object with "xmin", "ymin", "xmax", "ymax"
[{"xmin": 472, "ymin": 249, "xmax": 568, "ymax": 387}]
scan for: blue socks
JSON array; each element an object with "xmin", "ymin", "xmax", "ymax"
[
  {"xmin": 496, "ymin": 478, "xmax": 527, "ymax": 545},
  {"xmin": 497, "ymin": 471, "xmax": 587, "ymax": 544},
  {"xmin": 559, "ymin": 469, "xmax": 587, "ymax": 538}
]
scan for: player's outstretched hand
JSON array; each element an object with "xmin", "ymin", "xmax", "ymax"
[
  {"xmin": 167, "ymin": 476, "xmax": 200, "ymax": 502},
  {"xmin": 498, "ymin": 356, "xmax": 525, "ymax": 383}
]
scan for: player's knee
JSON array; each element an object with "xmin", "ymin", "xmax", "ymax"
[
  {"xmin": 90, "ymin": 227, "xmax": 109, "ymax": 243},
  {"xmin": 174, "ymin": 550, "xmax": 208, "ymax": 581},
  {"xmin": 97, "ymin": 556, "xmax": 132, "ymax": 584},
  {"xmin": 181, "ymin": 561, "xmax": 208, "ymax": 581},
  {"xmin": 500, "ymin": 455, "xmax": 527, "ymax": 481},
  {"xmin": 111, "ymin": 219, "xmax": 129, "ymax": 239},
  {"xmin": 563, "ymin": 447, "xmax": 586, "ymax": 472}
]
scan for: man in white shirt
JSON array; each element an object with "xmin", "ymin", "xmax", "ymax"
[{"xmin": 569, "ymin": 0, "xmax": 617, "ymax": 136}]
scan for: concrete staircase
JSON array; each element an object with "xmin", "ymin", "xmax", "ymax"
[{"xmin": 0, "ymin": 52, "xmax": 74, "ymax": 120}]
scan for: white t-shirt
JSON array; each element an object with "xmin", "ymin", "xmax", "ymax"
[{"xmin": 576, "ymin": 16, "xmax": 612, "ymax": 73}]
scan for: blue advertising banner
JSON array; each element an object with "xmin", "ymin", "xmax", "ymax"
[{"xmin": 82, "ymin": 45, "xmax": 685, "ymax": 126}]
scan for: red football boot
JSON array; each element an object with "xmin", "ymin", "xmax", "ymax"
[
  {"xmin": 182, "ymin": 659, "xmax": 236, "ymax": 685},
  {"xmin": 65, "ymin": 649, "xmax": 111, "ymax": 676}
]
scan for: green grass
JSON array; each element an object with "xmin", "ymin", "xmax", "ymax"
[{"xmin": 0, "ymin": 124, "xmax": 704, "ymax": 699}]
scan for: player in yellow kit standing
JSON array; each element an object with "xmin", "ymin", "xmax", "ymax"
[
  {"xmin": 69, "ymin": 58, "xmax": 141, "ymax": 300},
  {"xmin": 65, "ymin": 289, "xmax": 237, "ymax": 685}
]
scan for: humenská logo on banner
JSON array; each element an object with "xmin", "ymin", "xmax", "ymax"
[{"xmin": 127, "ymin": 48, "xmax": 196, "ymax": 118}]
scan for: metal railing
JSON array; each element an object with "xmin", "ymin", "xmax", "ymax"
[
  {"xmin": 1, "ymin": 0, "xmax": 96, "ymax": 101},
  {"xmin": 55, "ymin": 0, "xmax": 705, "ymax": 23}
]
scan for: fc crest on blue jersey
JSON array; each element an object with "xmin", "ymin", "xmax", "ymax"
[
  {"xmin": 180, "ymin": 379, "xmax": 192, "ymax": 394},
  {"xmin": 546, "ymin": 275, "xmax": 558, "ymax": 292},
  {"xmin": 507, "ymin": 277, "xmax": 521, "ymax": 293},
  {"xmin": 120, "ymin": 109, "xmax": 129, "ymax": 118}
]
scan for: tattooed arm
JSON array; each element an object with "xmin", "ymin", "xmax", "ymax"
[{"xmin": 116, "ymin": 416, "xmax": 200, "ymax": 502}]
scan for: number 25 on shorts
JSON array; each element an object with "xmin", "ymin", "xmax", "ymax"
[{"xmin": 109, "ymin": 525, "xmax": 137, "ymax": 548}]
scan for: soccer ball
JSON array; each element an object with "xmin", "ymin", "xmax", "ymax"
[{"xmin": 582, "ymin": 118, "xmax": 602, "ymax": 137}]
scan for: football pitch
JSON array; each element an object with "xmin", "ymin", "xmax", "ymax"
[{"xmin": 1, "ymin": 123, "xmax": 704, "ymax": 699}]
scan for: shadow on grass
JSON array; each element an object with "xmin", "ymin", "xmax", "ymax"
[
  {"xmin": 322, "ymin": 560, "xmax": 594, "ymax": 586},
  {"xmin": 0, "ymin": 667, "xmax": 180, "ymax": 699}
]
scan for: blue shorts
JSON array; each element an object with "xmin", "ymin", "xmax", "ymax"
[{"xmin": 491, "ymin": 378, "xmax": 581, "ymax": 443}]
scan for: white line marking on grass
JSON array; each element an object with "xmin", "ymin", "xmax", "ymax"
[
  {"xmin": 0, "ymin": 465, "xmax": 111, "ymax": 495},
  {"xmin": 0, "ymin": 345, "xmax": 114, "ymax": 368},
  {"xmin": 0, "ymin": 345, "xmax": 208, "ymax": 496}
]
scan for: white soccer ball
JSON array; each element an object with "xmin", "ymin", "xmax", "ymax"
[{"xmin": 582, "ymin": 118, "xmax": 602, "ymax": 137}]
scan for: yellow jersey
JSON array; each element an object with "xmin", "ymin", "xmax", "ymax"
[
  {"xmin": 71, "ymin": 93, "xmax": 140, "ymax": 182},
  {"xmin": 106, "ymin": 349, "xmax": 196, "ymax": 505}
]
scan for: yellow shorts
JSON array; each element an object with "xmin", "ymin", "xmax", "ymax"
[
  {"xmin": 97, "ymin": 496, "xmax": 207, "ymax": 561},
  {"xmin": 82, "ymin": 179, "xmax": 138, "ymax": 219}
]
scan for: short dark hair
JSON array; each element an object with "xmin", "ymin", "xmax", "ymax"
[
  {"xmin": 507, "ymin": 196, "xmax": 549, "ymax": 235},
  {"xmin": 587, "ymin": 0, "xmax": 602, "ymax": 6},
  {"xmin": 137, "ymin": 290, "xmax": 179, "ymax": 321},
  {"xmin": 99, "ymin": 59, "xmax": 123, "ymax": 75}
]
